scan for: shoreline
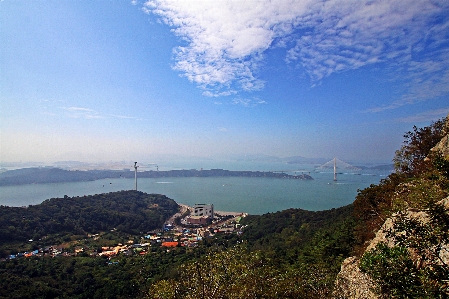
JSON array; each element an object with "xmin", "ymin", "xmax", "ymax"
[{"xmin": 215, "ymin": 210, "xmax": 247, "ymax": 217}]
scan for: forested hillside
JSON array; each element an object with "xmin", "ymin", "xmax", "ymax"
[
  {"xmin": 150, "ymin": 205, "xmax": 358, "ymax": 298},
  {"xmin": 337, "ymin": 116, "xmax": 449, "ymax": 298},
  {"xmin": 241, "ymin": 205, "xmax": 355, "ymax": 266},
  {"xmin": 0, "ymin": 191, "xmax": 178, "ymax": 255}
]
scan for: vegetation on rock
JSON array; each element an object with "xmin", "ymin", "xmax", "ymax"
[{"xmin": 357, "ymin": 116, "xmax": 449, "ymax": 298}]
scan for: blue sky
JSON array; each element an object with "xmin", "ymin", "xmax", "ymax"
[{"xmin": 1, "ymin": 0, "xmax": 449, "ymax": 164}]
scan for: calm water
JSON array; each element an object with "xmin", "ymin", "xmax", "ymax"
[{"xmin": 0, "ymin": 164, "xmax": 388, "ymax": 214}]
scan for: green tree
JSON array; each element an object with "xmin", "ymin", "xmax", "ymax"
[
  {"xmin": 393, "ymin": 117, "xmax": 447, "ymax": 176},
  {"xmin": 148, "ymin": 245, "xmax": 330, "ymax": 299},
  {"xmin": 360, "ymin": 243, "xmax": 423, "ymax": 298}
]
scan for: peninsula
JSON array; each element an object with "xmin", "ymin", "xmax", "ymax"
[{"xmin": 0, "ymin": 168, "xmax": 313, "ymax": 186}]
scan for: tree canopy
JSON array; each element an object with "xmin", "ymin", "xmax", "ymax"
[{"xmin": 0, "ymin": 191, "xmax": 179, "ymax": 255}]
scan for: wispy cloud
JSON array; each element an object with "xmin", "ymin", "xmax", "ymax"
[
  {"xmin": 364, "ymin": 17, "xmax": 449, "ymax": 113},
  {"xmin": 395, "ymin": 108, "xmax": 449, "ymax": 123},
  {"xmin": 144, "ymin": 0, "xmax": 449, "ymax": 106},
  {"xmin": 202, "ymin": 90, "xmax": 237, "ymax": 98},
  {"xmin": 61, "ymin": 107, "xmax": 143, "ymax": 120},
  {"xmin": 108, "ymin": 114, "xmax": 144, "ymax": 121},
  {"xmin": 64, "ymin": 107, "xmax": 94, "ymax": 112},
  {"xmin": 232, "ymin": 97, "xmax": 267, "ymax": 107},
  {"xmin": 62, "ymin": 107, "xmax": 103, "ymax": 119}
]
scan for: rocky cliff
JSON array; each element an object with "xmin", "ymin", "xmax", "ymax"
[
  {"xmin": 333, "ymin": 113, "xmax": 449, "ymax": 299},
  {"xmin": 431, "ymin": 114, "xmax": 449, "ymax": 158}
]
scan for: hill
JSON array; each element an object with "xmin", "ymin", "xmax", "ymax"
[
  {"xmin": 0, "ymin": 191, "xmax": 179, "ymax": 254},
  {"xmin": 0, "ymin": 167, "xmax": 124, "ymax": 185}
]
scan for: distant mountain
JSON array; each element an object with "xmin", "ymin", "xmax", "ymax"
[
  {"xmin": 353, "ymin": 164, "xmax": 394, "ymax": 171},
  {"xmin": 231, "ymin": 153, "xmax": 282, "ymax": 162},
  {"xmin": 0, "ymin": 167, "xmax": 313, "ymax": 186},
  {"xmin": 0, "ymin": 168, "xmax": 127, "ymax": 186},
  {"xmin": 282, "ymin": 156, "xmax": 329, "ymax": 165},
  {"xmin": 229, "ymin": 153, "xmax": 328, "ymax": 164}
]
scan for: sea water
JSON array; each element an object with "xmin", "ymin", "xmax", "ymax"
[{"xmin": 0, "ymin": 163, "xmax": 389, "ymax": 214}]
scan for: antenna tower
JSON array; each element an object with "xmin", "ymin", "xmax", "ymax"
[{"xmin": 134, "ymin": 162, "xmax": 139, "ymax": 191}]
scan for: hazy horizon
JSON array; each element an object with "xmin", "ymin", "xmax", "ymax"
[
  {"xmin": 1, "ymin": 0, "xmax": 448, "ymax": 164},
  {"xmin": 0, "ymin": 153, "xmax": 393, "ymax": 170}
]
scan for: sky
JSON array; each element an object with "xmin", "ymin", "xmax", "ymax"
[{"xmin": 1, "ymin": 0, "xmax": 449, "ymax": 165}]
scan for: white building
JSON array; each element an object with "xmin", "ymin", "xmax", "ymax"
[{"xmin": 193, "ymin": 203, "xmax": 214, "ymax": 218}]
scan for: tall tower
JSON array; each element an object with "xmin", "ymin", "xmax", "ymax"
[
  {"xmin": 333, "ymin": 157, "xmax": 337, "ymax": 181},
  {"xmin": 134, "ymin": 162, "xmax": 139, "ymax": 191}
]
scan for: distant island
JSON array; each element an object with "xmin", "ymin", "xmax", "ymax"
[{"xmin": 0, "ymin": 167, "xmax": 313, "ymax": 186}]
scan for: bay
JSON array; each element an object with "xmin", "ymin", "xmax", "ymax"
[{"xmin": 0, "ymin": 166, "xmax": 388, "ymax": 214}]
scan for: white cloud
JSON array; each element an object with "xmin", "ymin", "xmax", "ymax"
[
  {"xmin": 286, "ymin": 0, "xmax": 447, "ymax": 81},
  {"xmin": 232, "ymin": 97, "xmax": 267, "ymax": 107},
  {"xmin": 144, "ymin": 0, "xmax": 449, "ymax": 104},
  {"xmin": 365, "ymin": 24, "xmax": 449, "ymax": 113},
  {"xmin": 144, "ymin": 0, "xmax": 314, "ymax": 94},
  {"xmin": 108, "ymin": 114, "xmax": 144, "ymax": 121},
  {"xmin": 64, "ymin": 107, "xmax": 95, "ymax": 112},
  {"xmin": 202, "ymin": 89, "xmax": 237, "ymax": 97},
  {"xmin": 61, "ymin": 107, "xmax": 142, "ymax": 120},
  {"xmin": 62, "ymin": 107, "xmax": 102, "ymax": 119}
]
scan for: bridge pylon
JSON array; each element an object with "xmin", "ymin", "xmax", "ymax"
[{"xmin": 316, "ymin": 158, "xmax": 361, "ymax": 181}]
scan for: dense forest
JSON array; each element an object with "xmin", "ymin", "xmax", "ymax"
[
  {"xmin": 0, "ymin": 200, "xmax": 356, "ymax": 299},
  {"xmin": 0, "ymin": 191, "xmax": 179, "ymax": 256},
  {"xmin": 0, "ymin": 116, "xmax": 448, "ymax": 298}
]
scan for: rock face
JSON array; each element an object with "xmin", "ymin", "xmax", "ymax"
[
  {"xmin": 333, "ymin": 196, "xmax": 449, "ymax": 299},
  {"xmin": 333, "ymin": 113, "xmax": 449, "ymax": 298},
  {"xmin": 333, "ymin": 114, "xmax": 449, "ymax": 299},
  {"xmin": 333, "ymin": 257, "xmax": 378, "ymax": 299},
  {"xmin": 433, "ymin": 134, "xmax": 449, "ymax": 157},
  {"xmin": 431, "ymin": 113, "xmax": 449, "ymax": 157}
]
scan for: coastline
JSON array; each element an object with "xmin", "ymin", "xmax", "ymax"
[{"xmin": 215, "ymin": 210, "xmax": 247, "ymax": 217}]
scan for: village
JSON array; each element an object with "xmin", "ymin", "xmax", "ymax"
[{"xmin": 4, "ymin": 203, "xmax": 247, "ymax": 261}]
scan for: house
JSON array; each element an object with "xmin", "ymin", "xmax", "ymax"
[
  {"xmin": 193, "ymin": 203, "xmax": 214, "ymax": 218},
  {"xmin": 161, "ymin": 241, "xmax": 179, "ymax": 247},
  {"xmin": 186, "ymin": 215, "xmax": 211, "ymax": 225}
]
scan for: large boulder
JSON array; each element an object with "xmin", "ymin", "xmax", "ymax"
[
  {"xmin": 333, "ymin": 257, "xmax": 378, "ymax": 299},
  {"xmin": 430, "ymin": 113, "xmax": 449, "ymax": 157}
]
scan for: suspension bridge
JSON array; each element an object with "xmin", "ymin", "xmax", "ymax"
[{"xmin": 316, "ymin": 158, "xmax": 361, "ymax": 181}]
